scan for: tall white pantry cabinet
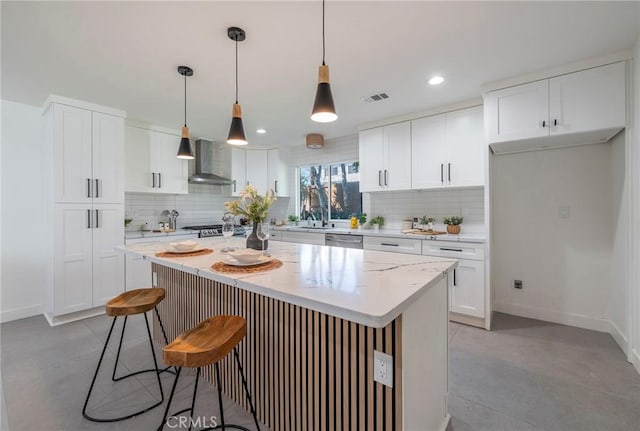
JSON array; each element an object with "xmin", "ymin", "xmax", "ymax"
[{"xmin": 42, "ymin": 96, "xmax": 126, "ymax": 324}]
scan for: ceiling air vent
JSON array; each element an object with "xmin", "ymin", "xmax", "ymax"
[{"xmin": 362, "ymin": 92, "xmax": 390, "ymax": 103}]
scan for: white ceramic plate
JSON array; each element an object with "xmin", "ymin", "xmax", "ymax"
[
  {"xmin": 226, "ymin": 255, "xmax": 274, "ymax": 267},
  {"xmin": 167, "ymin": 246, "xmax": 206, "ymax": 254}
]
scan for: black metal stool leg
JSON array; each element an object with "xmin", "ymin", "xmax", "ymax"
[
  {"xmin": 154, "ymin": 306, "xmax": 177, "ymax": 375},
  {"xmin": 111, "ymin": 315, "xmax": 128, "ymax": 381},
  {"xmin": 82, "ymin": 316, "xmax": 117, "ymax": 420},
  {"xmin": 143, "ymin": 311, "xmax": 165, "ymax": 400},
  {"xmin": 215, "ymin": 363, "xmax": 226, "ymax": 430},
  {"xmin": 234, "ymin": 347, "xmax": 261, "ymax": 430},
  {"xmin": 157, "ymin": 366, "xmax": 182, "ymax": 431},
  {"xmin": 188, "ymin": 368, "xmax": 201, "ymax": 431}
]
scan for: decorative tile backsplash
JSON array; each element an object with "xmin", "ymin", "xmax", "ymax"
[{"xmin": 125, "ymin": 184, "xmax": 290, "ymax": 230}]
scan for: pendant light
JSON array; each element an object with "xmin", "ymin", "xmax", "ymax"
[
  {"xmin": 177, "ymin": 65, "xmax": 195, "ymax": 159},
  {"xmin": 227, "ymin": 27, "xmax": 248, "ymax": 146},
  {"xmin": 311, "ymin": 0, "xmax": 337, "ymax": 123}
]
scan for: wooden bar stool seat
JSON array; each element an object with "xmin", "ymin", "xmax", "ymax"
[
  {"xmin": 158, "ymin": 315, "xmax": 260, "ymax": 431},
  {"xmin": 106, "ymin": 288, "xmax": 166, "ymax": 316},
  {"xmin": 83, "ymin": 288, "xmax": 174, "ymax": 423}
]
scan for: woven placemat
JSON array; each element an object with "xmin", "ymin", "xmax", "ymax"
[
  {"xmin": 211, "ymin": 258, "xmax": 283, "ymax": 274},
  {"xmin": 156, "ymin": 248, "xmax": 213, "ymax": 258}
]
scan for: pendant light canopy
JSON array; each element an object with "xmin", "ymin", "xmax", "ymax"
[
  {"xmin": 177, "ymin": 65, "xmax": 195, "ymax": 159},
  {"xmin": 311, "ymin": 0, "xmax": 337, "ymax": 123},
  {"xmin": 227, "ymin": 27, "xmax": 248, "ymax": 146}
]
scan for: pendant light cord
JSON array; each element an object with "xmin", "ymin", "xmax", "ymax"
[
  {"xmin": 322, "ymin": 0, "xmax": 326, "ymax": 65},
  {"xmin": 183, "ymin": 72, "xmax": 187, "ymax": 127},
  {"xmin": 235, "ymin": 38, "xmax": 239, "ymax": 104}
]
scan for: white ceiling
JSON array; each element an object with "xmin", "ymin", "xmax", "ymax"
[{"xmin": 2, "ymin": 1, "xmax": 638, "ymax": 148}]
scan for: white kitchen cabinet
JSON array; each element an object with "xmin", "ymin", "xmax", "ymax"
[
  {"xmin": 53, "ymin": 203, "xmax": 124, "ymax": 316},
  {"xmin": 449, "ymin": 259, "xmax": 485, "ymax": 318},
  {"xmin": 230, "ymin": 147, "xmax": 247, "ymax": 196},
  {"xmin": 281, "ymin": 231, "xmax": 325, "ymax": 245},
  {"xmin": 359, "ymin": 121, "xmax": 411, "ymax": 192},
  {"xmin": 267, "ymin": 149, "xmax": 289, "ymax": 197},
  {"xmin": 363, "ymin": 236, "xmax": 422, "ymax": 255},
  {"xmin": 124, "ymin": 126, "xmax": 188, "ymax": 194},
  {"xmin": 246, "ymin": 150, "xmax": 269, "ymax": 193},
  {"xmin": 485, "ymin": 61, "xmax": 626, "ymax": 151},
  {"xmin": 53, "ymin": 105, "xmax": 124, "ymax": 203},
  {"xmin": 411, "ymin": 106, "xmax": 484, "ymax": 189},
  {"xmin": 44, "ymin": 96, "xmax": 126, "ymax": 320}
]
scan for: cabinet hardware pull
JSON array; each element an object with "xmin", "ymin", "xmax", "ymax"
[
  {"xmin": 233, "ymin": 180, "xmax": 237, "ymax": 193},
  {"xmin": 440, "ymin": 247, "xmax": 463, "ymax": 252},
  {"xmin": 275, "ymin": 180, "xmax": 278, "ymax": 193},
  {"xmin": 95, "ymin": 209, "xmax": 99, "ymax": 228},
  {"xmin": 378, "ymin": 170, "xmax": 382, "ymax": 187},
  {"xmin": 554, "ymin": 119, "xmax": 557, "ymax": 126},
  {"xmin": 87, "ymin": 209, "xmax": 91, "ymax": 228},
  {"xmin": 440, "ymin": 164, "xmax": 444, "ymax": 183},
  {"xmin": 381, "ymin": 242, "xmax": 399, "ymax": 247},
  {"xmin": 158, "ymin": 173, "xmax": 162, "ymax": 188},
  {"xmin": 87, "ymin": 178, "xmax": 92, "ymax": 198},
  {"xmin": 152, "ymin": 173, "xmax": 156, "ymax": 188},
  {"xmin": 384, "ymin": 170, "xmax": 388, "ymax": 186},
  {"xmin": 542, "ymin": 120, "xmax": 546, "ymax": 128},
  {"xmin": 95, "ymin": 179, "xmax": 99, "ymax": 198},
  {"xmin": 448, "ymin": 163, "xmax": 451, "ymax": 182},
  {"xmin": 453, "ymin": 269, "xmax": 457, "ymax": 286}
]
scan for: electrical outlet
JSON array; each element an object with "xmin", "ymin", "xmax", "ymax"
[
  {"xmin": 152, "ymin": 272, "xmax": 158, "ymax": 287},
  {"xmin": 514, "ymin": 279, "xmax": 523, "ymax": 290},
  {"xmin": 373, "ymin": 350, "xmax": 393, "ymax": 387}
]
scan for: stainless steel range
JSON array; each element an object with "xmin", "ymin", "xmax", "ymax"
[{"xmin": 182, "ymin": 224, "xmax": 246, "ymax": 238}]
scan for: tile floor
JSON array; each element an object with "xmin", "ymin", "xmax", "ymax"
[{"xmin": 1, "ymin": 312, "xmax": 639, "ymax": 431}]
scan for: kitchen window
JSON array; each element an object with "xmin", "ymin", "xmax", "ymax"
[{"xmin": 298, "ymin": 161, "xmax": 362, "ymax": 221}]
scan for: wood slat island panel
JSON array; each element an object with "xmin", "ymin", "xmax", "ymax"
[{"xmin": 152, "ymin": 263, "xmax": 402, "ymax": 431}]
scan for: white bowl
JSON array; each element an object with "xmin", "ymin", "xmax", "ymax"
[
  {"xmin": 228, "ymin": 249, "xmax": 263, "ymax": 264},
  {"xmin": 170, "ymin": 240, "xmax": 198, "ymax": 252}
]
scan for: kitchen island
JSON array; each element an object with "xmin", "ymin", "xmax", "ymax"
[{"xmin": 122, "ymin": 237, "xmax": 456, "ymax": 431}]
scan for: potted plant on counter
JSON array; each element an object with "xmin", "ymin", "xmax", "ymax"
[
  {"xmin": 225, "ymin": 185, "xmax": 276, "ymax": 250},
  {"xmin": 371, "ymin": 216, "xmax": 385, "ymax": 232},
  {"xmin": 443, "ymin": 216, "xmax": 463, "ymax": 234},
  {"xmin": 287, "ymin": 215, "xmax": 300, "ymax": 226},
  {"xmin": 358, "ymin": 213, "xmax": 367, "ymax": 230},
  {"xmin": 419, "ymin": 215, "xmax": 436, "ymax": 231}
]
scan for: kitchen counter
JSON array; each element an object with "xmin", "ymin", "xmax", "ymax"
[
  {"xmin": 121, "ymin": 236, "xmax": 452, "ymax": 430},
  {"xmin": 121, "ymin": 236, "xmax": 456, "ymax": 327},
  {"xmin": 272, "ymin": 225, "xmax": 486, "ymax": 243},
  {"xmin": 124, "ymin": 229, "xmax": 197, "ymax": 240}
]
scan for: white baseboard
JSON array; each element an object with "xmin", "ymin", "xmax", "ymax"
[
  {"xmin": 607, "ymin": 320, "xmax": 629, "ymax": 356},
  {"xmin": 493, "ymin": 302, "xmax": 611, "ymax": 332},
  {"xmin": 631, "ymin": 349, "xmax": 640, "ymax": 374},
  {"xmin": 438, "ymin": 414, "xmax": 451, "ymax": 431},
  {"xmin": 43, "ymin": 307, "xmax": 105, "ymax": 326},
  {"xmin": 0, "ymin": 304, "xmax": 42, "ymax": 323}
]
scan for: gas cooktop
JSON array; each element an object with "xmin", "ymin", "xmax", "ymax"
[{"xmin": 183, "ymin": 224, "xmax": 246, "ymax": 238}]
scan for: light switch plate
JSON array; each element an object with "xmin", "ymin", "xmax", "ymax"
[{"xmin": 374, "ymin": 350, "xmax": 393, "ymax": 387}]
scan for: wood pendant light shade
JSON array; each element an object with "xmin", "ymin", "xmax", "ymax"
[
  {"xmin": 181, "ymin": 126, "xmax": 190, "ymax": 138},
  {"xmin": 306, "ymin": 133, "xmax": 324, "ymax": 149}
]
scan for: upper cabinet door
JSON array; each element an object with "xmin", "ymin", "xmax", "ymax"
[
  {"xmin": 54, "ymin": 104, "xmax": 93, "ymax": 203},
  {"xmin": 446, "ymin": 106, "xmax": 485, "ymax": 187},
  {"xmin": 230, "ymin": 148, "xmax": 246, "ymax": 196},
  {"xmin": 155, "ymin": 131, "xmax": 188, "ymax": 194},
  {"xmin": 358, "ymin": 127, "xmax": 385, "ymax": 192},
  {"xmin": 92, "ymin": 113, "xmax": 124, "ymax": 204},
  {"xmin": 267, "ymin": 149, "xmax": 289, "ymax": 197},
  {"xmin": 411, "ymin": 114, "xmax": 447, "ymax": 189},
  {"xmin": 485, "ymin": 80, "xmax": 549, "ymax": 143},
  {"xmin": 549, "ymin": 61, "xmax": 625, "ymax": 136},
  {"xmin": 384, "ymin": 122, "xmax": 412, "ymax": 191},
  {"xmin": 245, "ymin": 150, "xmax": 269, "ymax": 194},
  {"xmin": 124, "ymin": 126, "xmax": 153, "ymax": 192}
]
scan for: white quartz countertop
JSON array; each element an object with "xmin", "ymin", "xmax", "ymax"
[
  {"xmin": 272, "ymin": 226, "xmax": 486, "ymax": 243},
  {"xmin": 120, "ymin": 237, "xmax": 457, "ymax": 328},
  {"xmin": 125, "ymin": 229, "xmax": 198, "ymax": 240}
]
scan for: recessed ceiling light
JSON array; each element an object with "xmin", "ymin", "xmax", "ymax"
[
  {"xmin": 256, "ymin": 128, "xmax": 266, "ymax": 134},
  {"xmin": 428, "ymin": 76, "xmax": 445, "ymax": 86}
]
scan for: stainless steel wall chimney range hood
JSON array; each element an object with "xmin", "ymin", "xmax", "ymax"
[{"xmin": 188, "ymin": 139, "xmax": 234, "ymax": 185}]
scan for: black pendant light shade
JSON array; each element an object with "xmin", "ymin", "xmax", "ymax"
[
  {"xmin": 227, "ymin": 27, "xmax": 248, "ymax": 146},
  {"xmin": 311, "ymin": 65, "xmax": 337, "ymax": 123},
  {"xmin": 311, "ymin": 0, "xmax": 337, "ymax": 123},
  {"xmin": 177, "ymin": 65, "xmax": 195, "ymax": 159}
]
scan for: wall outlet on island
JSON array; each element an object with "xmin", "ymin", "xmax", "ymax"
[
  {"xmin": 514, "ymin": 279, "xmax": 523, "ymax": 290},
  {"xmin": 374, "ymin": 350, "xmax": 393, "ymax": 387},
  {"xmin": 152, "ymin": 272, "xmax": 158, "ymax": 287}
]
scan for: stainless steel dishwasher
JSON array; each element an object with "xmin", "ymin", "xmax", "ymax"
[{"xmin": 325, "ymin": 233, "xmax": 363, "ymax": 249}]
